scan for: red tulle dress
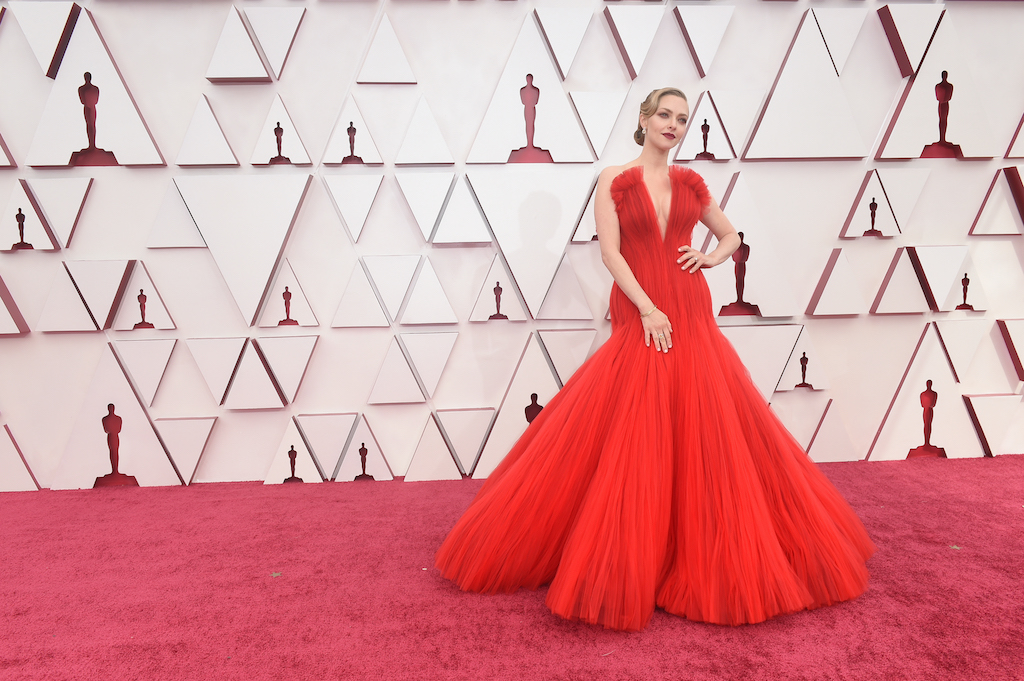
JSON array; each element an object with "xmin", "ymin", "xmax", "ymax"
[{"xmin": 435, "ymin": 165, "xmax": 875, "ymax": 631}]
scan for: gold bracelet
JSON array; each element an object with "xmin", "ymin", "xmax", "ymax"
[{"xmin": 641, "ymin": 305, "xmax": 658, "ymax": 318}]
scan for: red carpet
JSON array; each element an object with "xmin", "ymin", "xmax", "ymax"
[{"xmin": 2, "ymin": 455, "xmax": 1023, "ymax": 681}]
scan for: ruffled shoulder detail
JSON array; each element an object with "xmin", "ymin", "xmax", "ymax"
[
  {"xmin": 672, "ymin": 166, "xmax": 711, "ymax": 208},
  {"xmin": 609, "ymin": 165, "xmax": 644, "ymax": 208}
]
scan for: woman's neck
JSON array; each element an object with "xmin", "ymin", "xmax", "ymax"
[{"xmin": 636, "ymin": 143, "xmax": 670, "ymax": 171}]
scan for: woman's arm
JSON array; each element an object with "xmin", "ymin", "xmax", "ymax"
[
  {"xmin": 677, "ymin": 199, "xmax": 741, "ymax": 273},
  {"xmin": 595, "ymin": 166, "xmax": 674, "ymax": 353}
]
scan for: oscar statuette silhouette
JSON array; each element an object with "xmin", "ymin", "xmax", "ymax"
[
  {"xmin": 955, "ymin": 273, "xmax": 974, "ymax": 310},
  {"xmin": 70, "ymin": 73, "xmax": 118, "ymax": 166},
  {"xmin": 488, "ymin": 282, "xmax": 508, "ymax": 320},
  {"xmin": 283, "ymin": 445, "xmax": 303, "ymax": 483},
  {"xmin": 695, "ymin": 119, "xmax": 715, "ymax": 160},
  {"xmin": 11, "ymin": 208, "xmax": 33, "ymax": 250},
  {"xmin": 508, "ymin": 75, "xmax": 553, "ymax": 163},
  {"xmin": 269, "ymin": 122, "xmax": 291, "ymax": 165},
  {"xmin": 278, "ymin": 286, "xmax": 298, "ymax": 326},
  {"xmin": 342, "ymin": 121, "xmax": 363, "ymax": 165},
  {"xmin": 921, "ymin": 71, "xmax": 964, "ymax": 158},
  {"xmin": 524, "ymin": 393, "xmax": 543, "ymax": 423},
  {"xmin": 907, "ymin": 380, "xmax": 947, "ymax": 458},
  {"xmin": 354, "ymin": 442, "xmax": 374, "ymax": 481},
  {"xmin": 94, "ymin": 404, "xmax": 138, "ymax": 487},
  {"xmin": 863, "ymin": 197, "xmax": 883, "ymax": 237},
  {"xmin": 718, "ymin": 232, "xmax": 761, "ymax": 316},
  {"xmin": 133, "ymin": 289, "xmax": 154, "ymax": 329},
  {"xmin": 795, "ymin": 352, "xmax": 813, "ymax": 389}
]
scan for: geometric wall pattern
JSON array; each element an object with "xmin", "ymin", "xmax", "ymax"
[{"xmin": 1, "ymin": 0, "xmax": 1023, "ymax": 491}]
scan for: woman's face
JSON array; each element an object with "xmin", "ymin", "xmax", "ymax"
[{"xmin": 641, "ymin": 95, "xmax": 689, "ymax": 151}]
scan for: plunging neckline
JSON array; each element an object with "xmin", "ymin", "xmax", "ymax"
[{"xmin": 638, "ymin": 165, "xmax": 673, "ymax": 243}]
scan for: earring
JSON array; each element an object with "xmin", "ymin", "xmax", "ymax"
[{"xmin": 641, "ymin": 128, "xmax": 647, "ymax": 135}]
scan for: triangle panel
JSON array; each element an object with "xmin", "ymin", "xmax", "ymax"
[
  {"xmin": 401, "ymin": 332, "xmax": 458, "ymax": 398},
  {"xmin": 7, "ymin": 1, "xmax": 77, "ymax": 76},
  {"xmin": 0, "ymin": 275, "xmax": 29, "ymax": 335},
  {"xmin": 718, "ymin": 324, "xmax": 803, "ymax": 402},
  {"xmin": 436, "ymin": 408, "xmax": 494, "ymax": 475},
  {"xmin": 363, "ymin": 254, "xmax": 420, "ymax": 322},
  {"xmin": 367, "ymin": 337, "xmax": 425, "ymax": 405},
  {"xmin": 184, "ymin": 337, "xmax": 247, "ymax": 404},
  {"xmin": 254, "ymin": 335, "xmax": 318, "ymax": 404},
  {"xmin": 112, "ymin": 339, "xmax": 176, "ymax": 406},
  {"xmin": 155, "ymin": 417, "xmax": 216, "ymax": 485},
  {"xmin": 258, "ymin": 259, "xmax": 318, "ymax": 328},
  {"xmin": 336, "ymin": 415, "xmax": 393, "ymax": 482},
  {"xmin": 295, "ymin": 413, "xmax": 358, "ymax": 479},
  {"xmin": 396, "ymin": 97, "xmax": 453, "ymax": 165},
  {"xmin": 469, "ymin": 254, "xmax": 529, "ymax": 322},
  {"xmin": 534, "ymin": 8, "xmax": 592, "ymax": 80},
  {"xmin": 970, "ymin": 168, "xmax": 1024, "ymax": 236},
  {"xmin": 1, "ymin": 182, "xmax": 57, "ymax": 251},
  {"xmin": 603, "ymin": 6, "xmax": 665, "ymax": 80},
  {"xmin": 22, "ymin": 177, "xmax": 92, "ymax": 248},
  {"xmin": 223, "ymin": 340, "xmax": 285, "ymax": 410},
  {"xmin": 331, "ymin": 263, "xmax": 390, "ymax": 328},
  {"xmin": 400, "ymin": 258, "xmax": 458, "ymax": 325},
  {"xmin": 674, "ymin": 6, "xmax": 734, "ymax": 78},
  {"xmin": 404, "ymin": 415, "xmax": 462, "ymax": 482},
  {"xmin": 812, "ymin": 8, "xmax": 867, "ymax": 76},
  {"xmin": 250, "ymin": 95, "xmax": 311, "ymax": 166},
  {"xmin": 205, "ymin": 6, "xmax": 270, "ymax": 82},
  {"xmin": 322, "ymin": 97, "xmax": 384, "ymax": 165},
  {"xmin": 176, "ymin": 96, "xmax": 238, "ymax": 167},
  {"xmin": 432, "ymin": 177, "xmax": 490, "ymax": 244},
  {"xmin": 870, "ymin": 248, "xmax": 931, "ymax": 315},
  {"xmin": 264, "ymin": 418, "xmax": 323, "ymax": 484},
  {"xmin": 356, "ymin": 14, "xmax": 416, "ymax": 84},
  {"xmin": 0, "ymin": 424, "xmax": 39, "ymax": 491},
  {"xmin": 840, "ymin": 171, "xmax": 899, "ymax": 238},
  {"xmin": 323, "ymin": 173, "xmax": 385, "ymax": 243},
  {"xmin": 396, "ymin": 171, "xmax": 454, "ymax": 242},
  {"xmin": 538, "ymin": 328, "xmax": 596, "ymax": 386},
  {"xmin": 244, "ymin": 7, "xmax": 305, "ymax": 79},
  {"xmin": 806, "ymin": 248, "xmax": 870, "ymax": 316},
  {"xmin": 537, "ymin": 254, "xmax": 593, "ymax": 320},
  {"xmin": 111, "ymin": 262, "xmax": 175, "ymax": 331},
  {"xmin": 36, "ymin": 265, "xmax": 98, "ymax": 332},
  {"xmin": 147, "ymin": 180, "xmax": 206, "ymax": 248},
  {"xmin": 64, "ymin": 259, "xmax": 132, "ymax": 330},
  {"xmin": 569, "ymin": 91, "xmax": 627, "ymax": 158},
  {"xmin": 675, "ymin": 92, "xmax": 734, "ymax": 162}
]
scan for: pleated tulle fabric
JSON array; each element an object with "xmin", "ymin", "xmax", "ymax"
[{"xmin": 435, "ymin": 166, "xmax": 875, "ymax": 631}]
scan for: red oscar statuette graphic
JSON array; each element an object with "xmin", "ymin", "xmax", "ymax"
[
  {"xmin": 795, "ymin": 352, "xmax": 813, "ymax": 389},
  {"xmin": 695, "ymin": 119, "xmax": 715, "ymax": 161},
  {"xmin": 921, "ymin": 71, "xmax": 963, "ymax": 159},
  {"xmin": 11, "ymin": 208, "xmax": 33, "ymax": 250},
  {"xmin": 956, "ymin": 272, "xmax": 974, "ymax": 310},
  {"xmin": 863, "ymin": 197, "xmax": 883, "ymax": 237},
  {"xmin": 524, "ymin": 393, "xmax": 543, "ymax": 424},
  {"xmin": 133, "ymin": 289, "xmax": 154, "ymax": 329},
  {"xmin": 719, "ymin": 232, "xmax": 761, "ymax": 316},
  {"xmin": 70, "ymin": 72, "xmax": 118, "ymax": 166},
  {"xmin": 354, "ymin": 442, "xmax": 374, "ymax": 481},
  {"xmin": 278, "ymin": 286, "xmax": 298, "ymax": 326},
  {"xmin": 269, "ymin": 122, "xmax": 291, "ymax": 165},
  {"xmin": 94, "ymin": 404, "xmax": 139, "ymax": 487},
  {"xmin": 283, "ymin": 445, "xmax": 303, "ymax": 483},
  {"xmin": 342, "ymin": 121, "xmax": 363, "ymax": 165},
  {"xmin": 907, "ymin": 380, "xmax": 947, "ymax": 458},
  {"xmin": 488, "ymin": 281, "xmax": 508, "ymax": 320},
  {"xmin": 508, "ymin": 75, "xmax": 553, "ymax": 163}
]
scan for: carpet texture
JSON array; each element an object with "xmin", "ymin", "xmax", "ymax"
[{"xmin": 2, "ymin": 455, "xmax": 1023, "ymax": 681}]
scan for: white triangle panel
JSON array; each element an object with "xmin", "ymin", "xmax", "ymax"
[
  {"xmin": 876, "ymin": 167, "xmax": 930, "ymax": 229},
  {"xmin": 147, "ymin": 180, "xmax": 206, "ymax": 248},
  {"xmin": 766, "ymin": 390, "xmax": 831, "ymax": 450},
  {"xmin": 111, "ymin": 262, "xmax": 175, "ymax": 331},
  {"xmin": 998, "ymin": 320, "xmax": 1024, "ymax": 382},
  {"xmin": 50, "ymin": 346, "xmax": 181, "ymax": 489},
  {"xmin": 603, "ymin": 6, "xmax": 665, "ymax": 80},
  {"xmin": 175, "ymin": 174, "xmax": 311, "ymax": 325},
  {"xmin": 396, "ymin": 171, "xmax": 454, "ymax": 242},
  {"xmin": 322, "ymin": 97, "xmax": 384, "ymax": 165},
  {"xmin": 935, "ymin": 319, "xmax": 990, "ymax": 382},
  {"xmin": 806, "ymin": 249, "xmax": 870, "ymax": 316},
  {"xmin": 65, "ymin": 260, "xmax": 132, "ymax": 329},
  {"xmin": 877, "ymin": 4, "xmax": 945, "ymax": 77},
  {"xmin": 675, "ymin": 93, "xmax": 734, "ymax": 162},
  {"xmin": 537, "ymin": 255, "xmax": 593, "ymax": 320},
  {"xmin": 155, "ymin": 417, "xmax": 216, "ymax": 485},
  {"xmin": 254, "ymin": 335, "xmax": 318, "ymax": 404},
  {"xmin": 674, "ymin": 6, "xmax": 734, "ymax": 78},
  {"xmin": 295, "ymin": 413, "xmax": 358, "ymax": 479},
  {"xmin": 258, "ymin": 260, "xmax": 318, "ymax": 328},
  {"xmin": 878, "ymin": 17, "xmax": 996, "ymax": 159},
  {"xmin": 469, "ymin": 165, "xmax": 594, "ymax": 316},
  {"xmin": 23, "ymin": 177, "xmax": 92, "ymax": 248},
  {"xmin": 569, "ymin": 91, "xmax": 627, "ymax": 158},
  {"xmin": 432, "ymin": 178, "xmax": 490, "ymax": 244},
  {"xmin": 841, "ymin": 171, "xmax": 899, "ymax": 238},
  {"xmin": 8, "ymin": 1, "xmax": 77, "ymax": 75},
  {"xmin": 970, "ymin": 169, "xmax": 1024, "ymax": 236},
  {"xmin": 112, "ymin": 339, "xmax": 176, "ymax": 407},
  {"xmin": 745, "ymin": 13, "xmax": 866, "ymax": 159},
  {"xmin": 176, "ymin": 96, "xmax": 238, "ymax": 167},
  {"xmin": 469, "ymin": 255, "xmax": 529, "ymax": 322},
  {"xmin": 402, "ymin": 332, "xmax": 458, "ymax": 398},
  {"xmin": 965, "ymin": 395, "xmax": 1024, "ymax": 457},
  {"xmin": 250, "ymin": 95, "xmax": 311, "ymax": 166},
  {"xmin": 331, "ymin": 264, "xmax": 390, "ymax": 328},
  {"xmin": 572, "ymin": 183, "xmax": 597, "ymax": 243},
  {"xmin": 1008, "ymin": 117, "xmax": 1024, "ymax": 159},
  {"xmin": 805, "ymin": 401, "xmax": 860, "ymax": 463},
  {"xmin": 871, "ymin": 249, "xmax": 931, "ymax": 315},
  {"xmin": 538, "ymin": 328, "xmax": 596, "ymax": 386},
  {"xmin": 400, "ymin": 259, "xmax": 458, "ymax": 325},
  {"xmin": 363, "ymin": 255, "xmax": 420, "ymax": 322},
  {"xmin": 436, "ymin": 408, "xmax": 494, "ymax": 475},
  {"xmin": 223, "ymin": 341, "xmax": 285, "ymax": 410},
  {"xmin": 322, "ymin": 173, "xmax": 385, "ymax": 243},
  {"xmin": 718, "ymin": 325, "xmax": 803, "ymax": 402},
  {"xmin": 871, "ymin": 326, "xmax": 984, "ymax": 461},
  {"xmin": 913, "ymin": 245, "xmax": 969, "ymax": 311},
  {"xmin": 404, "ymin": 415, "xmax": 462, "ymax": 482},
  {"xmin": 25, "ymin": 10, "xmax": 164, "ymax": 166},
  {"xmin": 812, "ymin": 8, "xmax": 867, "ymax": 76},
  {"xmin": 36, "ymin": 265, "xmax": 97, "ymax": 332},
  {"xmin": 244, "ymin": 7, "xmax": 305, "ymax": 79},
  {"xmin": 336, "ymin": 416, "xmax": 393, "ymax": 481},
  {"xmin": 205, "ymin": 6, "xmax": 270, "ymax": 82},
  {"xmin": 264, "ymin": 419, "xmax": 322, "ymax": 484},
  {"xmin": 534, "ymin": 8, "xmax": 592, "ymax": 80},
  {"xmin": 1, "ymin": 183, "xmax": 57, "ymax": 251},
  {"xmin": 357, "ymin": 14, "xmax": 416, "ymax": 84},
  {"xmin": 473, "ymin": 334, "xmax": 560, "ymax": 479},
  {"xmin": 185, "ymin": 337, "xmax": 247, "ymax": 404},
  {"xmin": 467, "ymin": 17, "xmax": 592, "ymax": 163},
  {"xmin": 368, "ymin": 337, "xmax": 425, "ymax": 405},
  {"xmin": 777, "ymin": 329, "xmax": 830, "ymax": 391},
  {"xmin": 0, "ymin": 131, "xmax": 12, "ymax": 168},
  {"xmin": 0, "ymin": 424, "xmax": 38, "ymax": 491},
  {"xmin": 709, "ymin": 90, "xmax": 765, "ymax": 158},
  {"xmin": 396, "ymin": 97, "xmax": 453, "ymax": 165},
  {"xmin": 0, "ymin": 275, "xmax": 28, "ymax": 335}
]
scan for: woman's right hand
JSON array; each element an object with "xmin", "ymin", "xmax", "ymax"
[{"xmin": 642, "ymin": 308, "xmax": 672, "ymax": 353}]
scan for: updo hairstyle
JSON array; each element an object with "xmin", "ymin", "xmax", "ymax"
[{"xmin": 634, "ymin": 87, "xmax": 688, "ymax": 146}]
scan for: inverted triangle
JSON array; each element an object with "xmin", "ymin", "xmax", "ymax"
[
  {"xmin": 396, "ymin": 171, "xmax": 454, "ymax": 241},
  {"xmin": 206, "ymin": 6, "xmax": 270, "ymax": 82},
  {"xmin": 323, "ymin": 173, "xmax": 385, "ymax": 243},
  {"xmin": 400, "ymin": 258, "xmax": 458, "ymax": 325},
  {"xmin": 155, "ymin": 417, "xmax": 216, "ymax": 485},
  {"xmin": 674, "ymin": 6, "xmax": 734, "ymax": 78},
  {"xmin": 254, "ymin": 335, "xmax": 318, "ymax": 403},
  {"xmin": 22, "ymin": 177, "xmax": 93, "ymax": 248},
  {"xmin": 332, "ymin": 263, "xmax": 389, "ymax": 328},
  {"xmin": 112, "ymin": 339, "xmax": 176, "ymax": 406},
  {"xmin": 357, "ymin": 14, "xmax": 416, "ymax": 84},
  {"xmin": 396, "ymin": 97, "xmax": 453, "ymax": 164},
  {"xmin": 244, "ymin": 7, "xmax": 305, "ymax": 79},
  {"xmin": 176, "ymin": 96, "xmax": 238, "ymax": 166}
]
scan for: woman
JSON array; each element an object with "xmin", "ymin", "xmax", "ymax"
[{"xmin": 436, "ymin": 88, "xmax": 875, "ymax": 631}]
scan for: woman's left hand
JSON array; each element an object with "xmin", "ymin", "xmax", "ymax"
[{"xmin": 677, "ymin": 246, "xmax": 716, "ymax": 273}]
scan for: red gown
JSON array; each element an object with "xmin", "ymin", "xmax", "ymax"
[{"xmin": 435, "ymin": 165, "xmax": 875, "ymax": 631}]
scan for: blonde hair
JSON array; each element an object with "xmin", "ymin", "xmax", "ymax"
[{"xmin": 634, "ymin": 87, "xmax": 688, "ymax": 146}]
